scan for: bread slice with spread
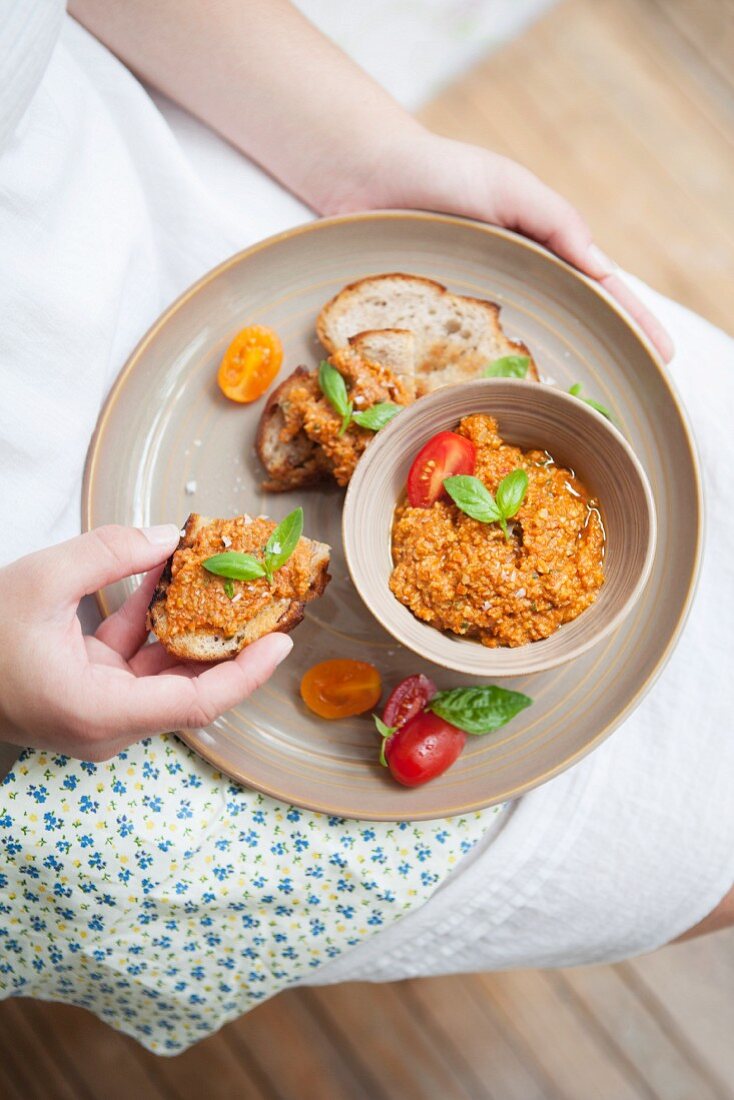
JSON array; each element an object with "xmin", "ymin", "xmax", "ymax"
[
  {"xmin": 257, "ymin": 273, "xmax": 537, "ymax": 491},
  {"xmin": 147, "ymin": 513, "xmax": 330, "ymax": 660}
]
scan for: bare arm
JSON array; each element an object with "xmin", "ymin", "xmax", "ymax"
[
  {"xmin": 68, "ymin": 0, "xmax": 420, "ymax": 216},
  {"xmin": 69, "ymin": 0, "xmax": 672, "ymax": 359}
]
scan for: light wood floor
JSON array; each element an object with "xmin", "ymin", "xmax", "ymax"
[{"xmin": 1, "ymin": 0, "xmax": 732, "ymax": 1096}]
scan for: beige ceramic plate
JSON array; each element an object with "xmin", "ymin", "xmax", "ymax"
[{"xmin": 83, "ymin": 212, "xmax": 702, "ymax": 820}]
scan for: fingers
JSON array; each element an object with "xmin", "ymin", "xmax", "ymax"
[
  {"xmin": 95, "ymin": 565, "xmax": 165, "ymax": 659},
  {"xmin": 129, "ymin": 639, "xmax": 186, "ymax": 677},
  {"xmin": 487, "ymin": 160, "xmax": 674, "ymax": 363},
  {"xmin": 486, "ymin": 158, "xmax": 605, "ymax": 274},
  {"xmin": 599, "ymin": 273, "xmax": 675, "ymax": 363},
  {"xmin": 101, "ymin": 632, "xmax": 294, "ymax": 740},
  {"xmin": 27, "ymin": 524, "xmax": 181, "ymax": 611}
]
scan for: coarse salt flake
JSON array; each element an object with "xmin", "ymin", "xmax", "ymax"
[{"xmin": 185, "ymin": 479, "xmax": 197, "ymax": 494}]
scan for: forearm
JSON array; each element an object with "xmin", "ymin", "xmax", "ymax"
[{"xmin": 68, "ymin": 0, "xmax": 423, "ymax": 213}]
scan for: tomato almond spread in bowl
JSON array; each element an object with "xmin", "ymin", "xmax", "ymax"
[
  {"xmin": 390, "ymin": 414, "xmax": 605, "ymax": 648},
  {"xmin": 342, "ymin": 378, "xmax": 656, "ymax": 678}
]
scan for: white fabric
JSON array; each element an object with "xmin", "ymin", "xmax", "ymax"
[
  {"xmin": 296, "ymin": 0, "xmax": 556, "ymax": 109},
  {"xmin": 0, "ymin": 7, "xmax": 733, "ymax": 990}
]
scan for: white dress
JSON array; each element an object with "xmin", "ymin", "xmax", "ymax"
[{"xmin": 1, "ymin": 2, "xmax": 733, "ymax": 1055}]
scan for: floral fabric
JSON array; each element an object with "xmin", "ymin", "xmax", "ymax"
[{"xmin": 0, "ymin": 734, "xmax": 500, "ymax": 1053}]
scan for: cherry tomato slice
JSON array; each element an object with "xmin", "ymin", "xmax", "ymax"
[
  {"xmin": 384, "ymin": 711, "xmax": 466, "ymax": 787},
  {"xmin": 217, "ymin": 324, "xmax": 283, "ymax": 403},
  {"xmin": 301, "ymin": 659, "xmax": 382, "ymax": 720},
  {"xmin": 382, "ymin": 674, "xmax": 437, "ymax": 730},
  {"xmin": 407, "ymin": 431, "xmax": 476, "ymax": 507}
]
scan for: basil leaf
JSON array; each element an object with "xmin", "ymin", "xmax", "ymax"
[
  {"xmin": 444, "ymin": 475, "xmax": 501, "ymax": 524},
  {"xmin": 373, "ymin": 714, "xmax": 397, "ymax": 768},
  {"xmin": 495, "ymin": 469, "xmax": 528, "ymax": 520},
  {"xmin": 582, "ymin": 396, "xmax": 614, "ymax": 421},
  {"xmin": 223, "ymin": 579, "xmax": 235, "ymax": 599},
  {"xmin": 264, "ymin": 506, "xmax": 304, "ymax": 576},
  {"xmin": 352, "ymin": 402, "xmax": 402, "ymax": 432},
  {"xmin": 484, "ymin": 355, "xmax": 530, "ymax": 379},
  {"xmin": 569, "ymin": 383, "xmax": 614, "ymax": 422},
  {"xmin": 427, "ymin": 686, "xmax": 532, "ymax": 735},
  {"xmin": 319, "ymin": 359, "xmax": 351, "ymax": 419},
  {"xmin": 203, "ymin": 552, "xmax": 267, "ymax": 581}
]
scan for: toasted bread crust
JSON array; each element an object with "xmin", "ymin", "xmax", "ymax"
[
  {"xmin": 146, "ymin": 513, "xmax": 331, "ymax": 661},
  {"xmin": 317, "ymin": 273, "xmax": 539, "ymax": 382},
  {"xmin": 255, "ymin": 367, "xmax": 330, "ymax": 492},
  {"xmin": 316, "ymin": 273, "xmax": 449, "ymax": 352}
]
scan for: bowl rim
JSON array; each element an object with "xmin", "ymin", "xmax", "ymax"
[{"xmin": 342, "ymin": 377, "xmax": 658, "ymax": 676}]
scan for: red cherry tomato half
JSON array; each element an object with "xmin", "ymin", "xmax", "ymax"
[
  {"xmin": 384, "ymin": 711, "xmax": 466, "ymax": 787},
  {"xmin": 382, "ymin": 674, "xmax": 437, "ymax": 730},
  {"xmin": 406, "ymin": 431, "xmax": 476, "ymax": 508}
]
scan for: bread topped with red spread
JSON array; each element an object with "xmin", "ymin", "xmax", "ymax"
[
  {"xmin": 256, "ymin": 273, "xmax": 537, "ymax": 491},
  {"xmin": 147, "ymin": 513, "xmax": 330, "ymax": 661}
]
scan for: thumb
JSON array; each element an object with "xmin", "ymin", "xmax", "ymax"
[{"xmin": 37, "ymin": 524, "xmax": 181, "ymax": 607}]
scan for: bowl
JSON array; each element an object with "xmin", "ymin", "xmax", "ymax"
[{"xmin": 342, "ymin": 378, "xmax": 656, "ymax": 677}]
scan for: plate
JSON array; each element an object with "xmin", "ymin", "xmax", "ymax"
[{"xmin": 83, "ymin": 212, "xmax": 702, "ymax": 820}]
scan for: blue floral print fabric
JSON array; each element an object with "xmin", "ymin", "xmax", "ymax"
[{"xmin": 0, "ymin": 734, "xmax": 499, "ymax": 1054}]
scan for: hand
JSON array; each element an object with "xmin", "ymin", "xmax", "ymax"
[
  {"xmin": 0, "ymin": 525, "xmax": 293, "ymax": 761},
  {"xmin": 324, "ymin": 129, "xmax": 674, "ymax": 363}
]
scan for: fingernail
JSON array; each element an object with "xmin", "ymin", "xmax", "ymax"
[
  {"xmin": 269, "ymin": 633, "xmax": 294, "ymax": 665},
  {"xmin": 141, "ymin": 523, "xmax": 181, "ymax": 545},
  {"xmin": 587, "ymin": 244, "xmax": 618, "ymax": 277}
]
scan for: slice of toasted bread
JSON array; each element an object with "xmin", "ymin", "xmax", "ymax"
[
  {"xmin": 147, "ymin": 513, "xmax": 330, "ymax": 661},
  {"xmin": 256, "ymin": 367, "xmax": 332, "ymax": 492},
  {"xmin": 348, "ymin": 328, "xmax": 416, "ymax": 399},
  {"xmin": 317, "ymin": 273, "xmax": 538, "ymax": 392}
]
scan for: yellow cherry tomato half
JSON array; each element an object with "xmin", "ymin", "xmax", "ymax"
[
  {"xmin": 300, "ymin": 659, "xmax": 382, "ymax": 720},
  {"xmin": 217, "ymin": 324, "xmax": 283, "ymax": 403}
]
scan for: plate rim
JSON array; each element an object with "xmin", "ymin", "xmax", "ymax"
[{"xmin": 82, "ymin": 210, "xmax": 704, "ymax": 819}]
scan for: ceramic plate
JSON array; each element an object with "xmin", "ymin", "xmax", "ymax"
[{"xmin": 83, "ymin": 212, "xmax": 702, "ymax": 820}]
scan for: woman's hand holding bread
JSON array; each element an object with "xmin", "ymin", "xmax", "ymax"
[{"xmin": 0, "ymin": 525, "xmax": 293, "ymax": 760}]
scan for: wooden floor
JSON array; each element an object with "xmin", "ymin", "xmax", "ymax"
[{"xmin": 2, "ymin": 0, "xmax": 733, "ymax": 1096}]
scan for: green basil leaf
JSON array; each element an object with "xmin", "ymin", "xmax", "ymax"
[
  {"xmin": 373, "ymin": 714, "xmax": 397, "ymax": 768},
  {"xmin": 495, "ymin": 468, "xmax": 529, "ymax": 520},
  {"xmin": 582, "ymin": 396, "xmax": 614, "ymax": 422},
  {"xmin": 223, "ymin": 579, "xmax": 235, "ymax": 599},
  {"xmin": 203, "ymin": 552, "xmax": 267, "ymax": 581},
  {"xmin": 264, "ymin": 506, "xmax": 304, "ymax": 575},
  {"xmin": 484, "ymin": 355, "xmax": 530, "ymax": 379},
  {"xmin": 427, "ymin": 686, "xmax": 532, "ymax": 735},
  {"xmin": 444, "ymin": 475, "xmax": 501, "ymax": 524},
  {"xmin": 568, "ymin": 383, "xmax": 614, "ymax": 422},
  {"xmin": 319, "ymin": 359, "xmax": 350, "ymax": 419},
  {"xmin": 352, "ymin": 402, "xmax": 402, "ymax": 432}
]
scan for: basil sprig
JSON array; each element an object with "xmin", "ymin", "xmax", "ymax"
[
  {"xmin": 427, "ymin": 686, "xmax": 532, "ymax": 735},
  {"xmin": 444, "ymin": 468, "xmax": 528, "ymax": 539},
  {"xmin": 318, "ymin": 360, "xmax": 401, "ymax": 437},
  {"xmin": 484, "ymin": 355, "xmax": 530, "ymax": 379},
  {"xmin": 373, "ymin": 715, "xmax": 396, "ymax": 768},
  {"xmin": 203, "ymin": 507, "xmax": 304, "ymax": 586},
  {"xmin": 569, "ymin": 382, "xmax": 614, "ymax": 422}
]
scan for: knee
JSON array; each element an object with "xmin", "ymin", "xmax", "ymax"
[{"xmin": 674, "ymin": 883, "xmax": 734, "ymax": 943}]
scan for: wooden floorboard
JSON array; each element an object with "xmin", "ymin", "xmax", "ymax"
[
  {"xmin": 420, "ymin": 0, "xmax": 734, "ymax": 331},
  {"xmin": 1, "ymin": 1, "xmax": 733, "ymax": 1097}
]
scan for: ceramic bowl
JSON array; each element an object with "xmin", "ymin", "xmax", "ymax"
[{"xmin": 343, "ymin": 378, "xmax": 656, "ymax": 677}]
